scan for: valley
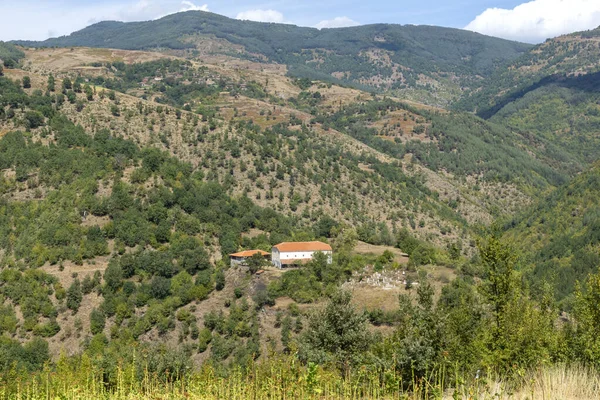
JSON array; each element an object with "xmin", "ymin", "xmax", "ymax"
[{"xmin": 1, "ymin": 11, "xmax": 600, "ymax": 399}]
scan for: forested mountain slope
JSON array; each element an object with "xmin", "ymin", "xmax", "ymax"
[
  {"xmin": 6, "ymin": 46, "xmax": 573, "ymax": 230},
  {"xmin": 504, "ymin": 164, "xmax": 600, "ymax": 306},
  {"xmin": 13, "ymin": 11, "xmax": 532, "ymax": 106},
  {"xmin": 455, "ymin": 27, "xmax": 600, "ymax": 172}
]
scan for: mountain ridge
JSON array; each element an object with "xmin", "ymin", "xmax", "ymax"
[{"xmin": 12, "ymin": 11, "xmax": 532, "ymax": 106}]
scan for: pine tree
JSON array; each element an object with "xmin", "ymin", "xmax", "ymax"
[{"xmin": 66, "ymin": 278, "xmax": 83, "ymax": 313}]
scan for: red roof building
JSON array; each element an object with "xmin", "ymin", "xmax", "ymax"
[
  {"xmin": 271, "ymin": 241, "xmax": 333, "ymax": 268},
  {"xmin": 229, "ymin": 249, "xmax": 270, "ymax": 267}
]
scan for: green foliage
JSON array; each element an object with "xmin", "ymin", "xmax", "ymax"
[
  {"xmin": 318, "ymin": 98, "xmax": 565, "ymax": 188},
  {"xmin": 571, "ymin": 272, "xmax": 600, "ymax": 366},
  {"xmin": 504, "ymin": 165, "xmax": 600, "ymax": 303},
  {"xmin": 47, "ymin": 74, "xmax": 55, "ymax": 92},
  {"xmin": 0, "ymin": 303, "xmax": 18, "ymax": 335},
  {"xmin": 298, "ymin": 290, "xmax": 372, "ymax": 373},
  {"xmin": 66, "ymin": 279, "xmax": 83, "ymax": 312},
  {"xmin": 215, "ymin": 269, "xmax": 225, "ymax": 291},
  {"xmin": 408, "ymin": 244, "xmax": 437, "ymax": 268},
  {"xmin": 0, "ymin": 337, "xmax": 49, "ymax": 373},
  {"xmin": 0, "ymin": 42, "xmax": 25, "ymax": 67},
  {"xmin": 90, "ymin": 308, "xmax": 106, "ymax": 335},
  {"xmin": 247, "ymin": 253, "xmax": 267, "ymax": 274},
  {"xmin": 479, "ymin": 235, "xmax": 517, "ymax": 345}
]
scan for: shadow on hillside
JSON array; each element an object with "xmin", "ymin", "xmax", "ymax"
[{"xmin": 478, "ymin": 70, "xmax": 600, "ymax": 119}]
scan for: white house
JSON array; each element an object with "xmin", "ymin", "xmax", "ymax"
[{"xmin": 271, "ymin": 241, "xmax": 333, "ymax": 268}]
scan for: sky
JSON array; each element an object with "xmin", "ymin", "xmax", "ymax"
[{"xmin": 0, "ymin": 0, "xmax": 599, "ymax": 44}]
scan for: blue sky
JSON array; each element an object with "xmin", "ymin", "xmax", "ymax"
[{"xmin": 1, "ymin": 0, "xmax": 599, "ymax": 43}]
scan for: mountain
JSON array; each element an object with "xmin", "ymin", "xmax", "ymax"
[
  {"xmin": 455, "ymin": 26, "xmax": 600, "ymax": 173},
  {"xmin": 13, "ymin": 11, "xmax": 532, "ymax": 106}
]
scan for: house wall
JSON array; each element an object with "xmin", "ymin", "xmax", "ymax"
[
  {"xmin": 230, "ymin": 256, "xmax": 245, "ymax": 268},
  {"xmin": 272, "ymin": 250, "xmax": 333, "ymax": 268},
  {"xmin": 271, "ymin": 249, "xmax": 281, "ymax": 268}
]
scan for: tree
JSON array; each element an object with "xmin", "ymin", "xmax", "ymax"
[
  {"xmin": 377, "ymin": 281, "xmax": 447, "ymax": 382},
  {"xmin": 0, "ymin": 64, "xmax": 3, "ymax": 76},
  {"xmin": 62, "ymin": 78, "xmax": 72, "ymax": 91},
  {"xmin": 103, "ymin": 262, "xmax": 123, "ymax": 292},
  {"xmin": 150, "ymin": 276, "xmax": 171, "ymax": 299},
  {"xmin": 309, "ymin": 251, "xmax": 329, "ymax": 282},
  {"xmin": 298, "ymin": 290, "xmax": 371, "ymax": 373},
  {"xmin": 22, "ymin": 76, "xmax": 31, "ymax": 89},
  {"xmin": 66, "ymin": 279, "xmax": 83, "ymax": 313},
  {"xmin": 332, "ymin": 226, "xmax": 357, "ymax": 253},
  {"xmin": 215, "ymin": 269, "xmax": 225, "ymax": 291},
  {"xmin": 281, "ymin": 315, "xmax": 292, "ymax": 352},
  {"xmin": 24, "ymin": 111, "xmax": 44, "ymax": 129},
  {"xmin": 247, "ymin": 253, "xmax": 266, "ymax": 274},
  {"xmin": 90, "ymin": 308, "xmax": 106, "ymax": 335},
  {"xmin": 84, "ymin": 85, "xmax": 93, "ymax": 101},
  {"xmin": 571, "ymin": 271, "xmax": 600, "ymax": 366},
  {"xmin": 408, "ymin": 244, "xmax": 436, "ymax": 268},
  {"xmin": 197, "ymin": 328, "xmax": 212, "ymax": 353},
  {"xmin": 479, "ymin": 235, "xmax": 517, "ymax": 350},
  {"xmin": 47, "ymin": 75, "xmax": 55, "ymax": 92},
  {"xmin": 66, "ymin": 90, "xmax": 76, "ymax": 104}
]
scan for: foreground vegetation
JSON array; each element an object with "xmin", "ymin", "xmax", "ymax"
[{"xmin": 3, "ymin": 360, "xmax": 600, "ymax": 399}]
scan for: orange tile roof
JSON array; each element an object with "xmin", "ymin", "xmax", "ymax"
[
  {"xmin": 273, "ymin": 241, "xmax": 332, "ymax": 252},
  {"xmin": 229, "ymin": 249, "xmax": 270, "ymax": 258}
]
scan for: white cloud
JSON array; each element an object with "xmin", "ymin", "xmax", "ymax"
[
  {"xmin": 235, "ymin": 9, "xmax": 286, "ymax": 23},
  {"xmin": 179, "ymin": 1, "xmax": 209, "ymax": 13},
  {"xmin": 315, "ymin": 16, "xmax": 360, "ymax": 30},
  {"xmin": 465, "ymin": 0, "xmax": 600, "ymax": 43}
]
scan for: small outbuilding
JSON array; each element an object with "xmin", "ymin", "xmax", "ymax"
[
  {"xmin": 271, "ymin": 241, "xmax": 333, "ymax": 268},
  {"xmin": 229, "ymin": 250, "xmax": 270, "ymax": 267}
]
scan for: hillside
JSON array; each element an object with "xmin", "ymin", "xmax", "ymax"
[
  {"xmin": 455, "ymin": 26, "xmax": 600, "ymax": 173},
  {"xmin": 13, "ymin": 11, "xmax": 532, "ymax": 106},
  {"xmin": 0, "ymin": 45, "xmax": 491, "ymax": 373},
  {"xmin": 0, "ymin": 41, "xmax": 569, "ymax": 358},
  {"xmin": 3, "ymin": 52, "xmax": 481, "ymax": 247},
  {"xmin": 504, "ymin": 164, "xmax": 600, "ymax": 306}
]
